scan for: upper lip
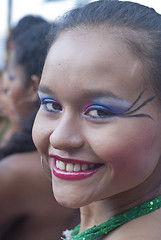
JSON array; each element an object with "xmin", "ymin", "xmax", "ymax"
[{"xmin": 49, "ymin": 154, "xmax": 100, "ymax": 165}]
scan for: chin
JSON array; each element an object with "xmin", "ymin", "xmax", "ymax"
[
  {"xmin": 54, "ymin": 195, "xmax": 82, "ymax": 209},
  {"xmin": 53, "ymin": 188, "xmax": 89, "ymax": 209}
]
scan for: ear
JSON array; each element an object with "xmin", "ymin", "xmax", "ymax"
[{"xmin": 27, "ymin": 74, "xmax": 40, "ymax": 101}]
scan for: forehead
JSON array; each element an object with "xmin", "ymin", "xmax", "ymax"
[
  {"xmin": 50, "ymin": 26, "xmax": 140, "ymax": 62},
  {"xmin": 42, "ymin": 27, "xmax": 145, "ymax": 101}
]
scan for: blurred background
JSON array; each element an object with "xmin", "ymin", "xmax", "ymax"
[{"xmin": 0, "ymin": 0, "xmax": 161, "ymax": 71}]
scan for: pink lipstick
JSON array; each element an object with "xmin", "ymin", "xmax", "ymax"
[{"xmin": 49, "ymin": 154, "xmax": 103, "ymax": 180}]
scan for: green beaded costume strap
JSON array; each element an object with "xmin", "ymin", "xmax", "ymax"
[{"xmin": 69, "ymin": 195, "xmax": 161, "ymax": 240}]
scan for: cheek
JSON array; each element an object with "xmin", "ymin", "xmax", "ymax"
[
  {"xmin": 88, "ymin": 120, "xmax": 159, "ymax": 180},
  {"xmin": 10, "ymin": 86, "xmax": 23, "ymax": 103},
  {"xmin": 32, "ymin": 112, "xmax": 50, "ymax": 156}
]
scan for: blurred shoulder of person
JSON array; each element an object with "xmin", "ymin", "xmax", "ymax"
[{"xmin": 0, "ymin": 151, "xmax": 78, "ymax": 240}]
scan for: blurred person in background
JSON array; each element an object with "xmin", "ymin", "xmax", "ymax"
[
  {"xmin": 0, "ymin": 70, "xmax": 18, "ymax": 147},
  {"xmin": 0, "ymin": 71, "xmax": 10, "ymax": 144},
  {"xmin": 0, "ymin": 15, "xmax": 51, "ymax": 148},
  {"xmin": 0, "ymin": 15, "xmax": 78, "ymax": 240}
]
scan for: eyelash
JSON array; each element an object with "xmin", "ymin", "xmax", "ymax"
[
  {"xmin": 40, "ymin": 98, "xmax": 62, "ymax": 113},
  {"xmin": 39, "ymin": 90, "xmax": 154, "ymax": 120},
  {"xmin": 40, "ymin": 97, "xmax": 117, "ymax": 119},
  {"xmin": 84, "ymin": 104, "xmax": 118, "ymax": 119}
]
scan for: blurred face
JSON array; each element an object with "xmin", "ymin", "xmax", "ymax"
[
  {"xmin": 0, "ymin": 73, "xmax": 5, "ymax": 116},
  {"xmin": 1, "ymin": 50, "xmax": 33, "ymax": 123},
  {"xmin": 33, "ymin": 28, "xmax": 161, "ymax": 208}
]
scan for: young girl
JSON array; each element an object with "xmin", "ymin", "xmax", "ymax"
[{"xmin": 33, "ymin": 1, "xmax": 161, "ymax": 239}]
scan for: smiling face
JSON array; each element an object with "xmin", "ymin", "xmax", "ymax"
[{"xmin": 33, "ymin": 27, "xmax": 161, "ymax": 208}]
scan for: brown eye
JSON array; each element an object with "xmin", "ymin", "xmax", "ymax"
[
  {"xmin": 86, "ymin": 109, "xmax": 109, "ymax": 118},
  {"xmin": 42, "ymin": 99, "xmax": 62, "ymax": 113},
  {"xmin": 85, "ymin": 105, "xmax": 115, "ymax": 119}
]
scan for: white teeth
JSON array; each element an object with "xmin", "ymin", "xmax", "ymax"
[
  {"xmin": 82, "ymin": 164, "xmax": 88, "ymax": 171},
  {"xmin": 74, "ymin": 164, "xmax": 81, "ymax": 171},
  {"xmin": 56, "ymin": 160, "xmax": 96, "ymax": 172},
  {"xmin": 56, "ymin": 160, "xmax": 59, "ymax": 168},
  {"xmin": 58, "ymin": 161, "xmax": 65, "ymax": 170},
  {"xmin": 66, "ymin": 163, "xmax": 74, "ymax": 172}
]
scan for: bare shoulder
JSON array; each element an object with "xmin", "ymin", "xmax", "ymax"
[
  {"xmin": 104, "ymin": 209, "xmax": 161, "ymax": 240},
  {"xmin": 0, "ymin": 151, "xmax": 47, "ymax": 201},
  {"xmin": 0, "ymin": 151, "xmax": 39, "ymax": 193},
  {"xmin": 0, "ymin": 152, "xmax": 39, "ymax": 222},
  {"xmin": 0, "ymin": 151, "xmax": 52, "ymax": 213},
  {"xmin": 0, "ymin": 151, "xmax": 41, "ymax": 176}
]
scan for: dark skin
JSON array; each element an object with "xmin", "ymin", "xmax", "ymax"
[{"xmin": 33, "ymin": 28, "xmax": 161, "ymax": 240}]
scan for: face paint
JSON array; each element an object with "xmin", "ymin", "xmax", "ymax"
[{"xmin": 33, "ymin": 28, "xmax": 161, "ymax": 209}]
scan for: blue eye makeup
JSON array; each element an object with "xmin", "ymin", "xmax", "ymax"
[
  {"xmin": 39, "ymin": 94, "xmax": 62, "ymax": 113},
  {"xmin": 7, "ymin": 70, "xmax": 15, "ymax": 81},
  {"xmin": 38, "ymin": 87, "xmax": 154, "ymax": 121},
  {"xmin": 84, "ymin": 89, "xmax": 155, "ymax": 120},
  {"xmin": 84, "ymin": 103, "xmax": 125, "ymax": 119}
]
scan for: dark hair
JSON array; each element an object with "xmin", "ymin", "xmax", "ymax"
[
  {"xmin": 0, "ymin": 16, "xmax": 54, "ymax": 159},
  {"xmin": 0, "ymin": 107, "xmax": 38, "ymax": 160},
  {"xmin": 11, "ymin": 15, "xmax": 48, "ymax": 40},
  {"xmin": 11, "ymin": 15, "xmax": 52, "ymax": 87},
  {"xmin": 49, "ymin": 0, "xmax": 161, "ymax": 100}
]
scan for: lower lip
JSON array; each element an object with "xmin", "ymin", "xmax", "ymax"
[{"xmin": 52, "ymin": 159, "xmax": 101, "ymax": 180}]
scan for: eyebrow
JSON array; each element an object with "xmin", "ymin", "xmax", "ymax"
[
  {"xmin": 38, "ymin": 85, "xmax": 54, "ymax": 95},
  {"xmin": 38, "ymin": 84, "xmax": 125, "ymax": 101},
  {"xmin": 38, "ymin": 85, "xmax": 154, "ymax": 119}
]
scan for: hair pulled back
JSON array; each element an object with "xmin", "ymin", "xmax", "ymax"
[
  {"xmin": 11, "ymin": 15, "xmax": 52, "ymax": 87},
  {"xmin": 49, "ymin": 0, "xmax": 161, "ymax": 99}
]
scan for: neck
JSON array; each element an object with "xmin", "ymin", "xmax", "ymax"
[
  {"xmin": 79, "ymin": 167, "xmax": 161, "ymax": 233},
  {"xmin": 70, "ymin": 195, "xmax": 161, "ymax": 240}
]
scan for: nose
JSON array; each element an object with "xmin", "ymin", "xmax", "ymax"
[{"xmin": 49, "ymin": 113, "xmax": 84, "ymax": 150}]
